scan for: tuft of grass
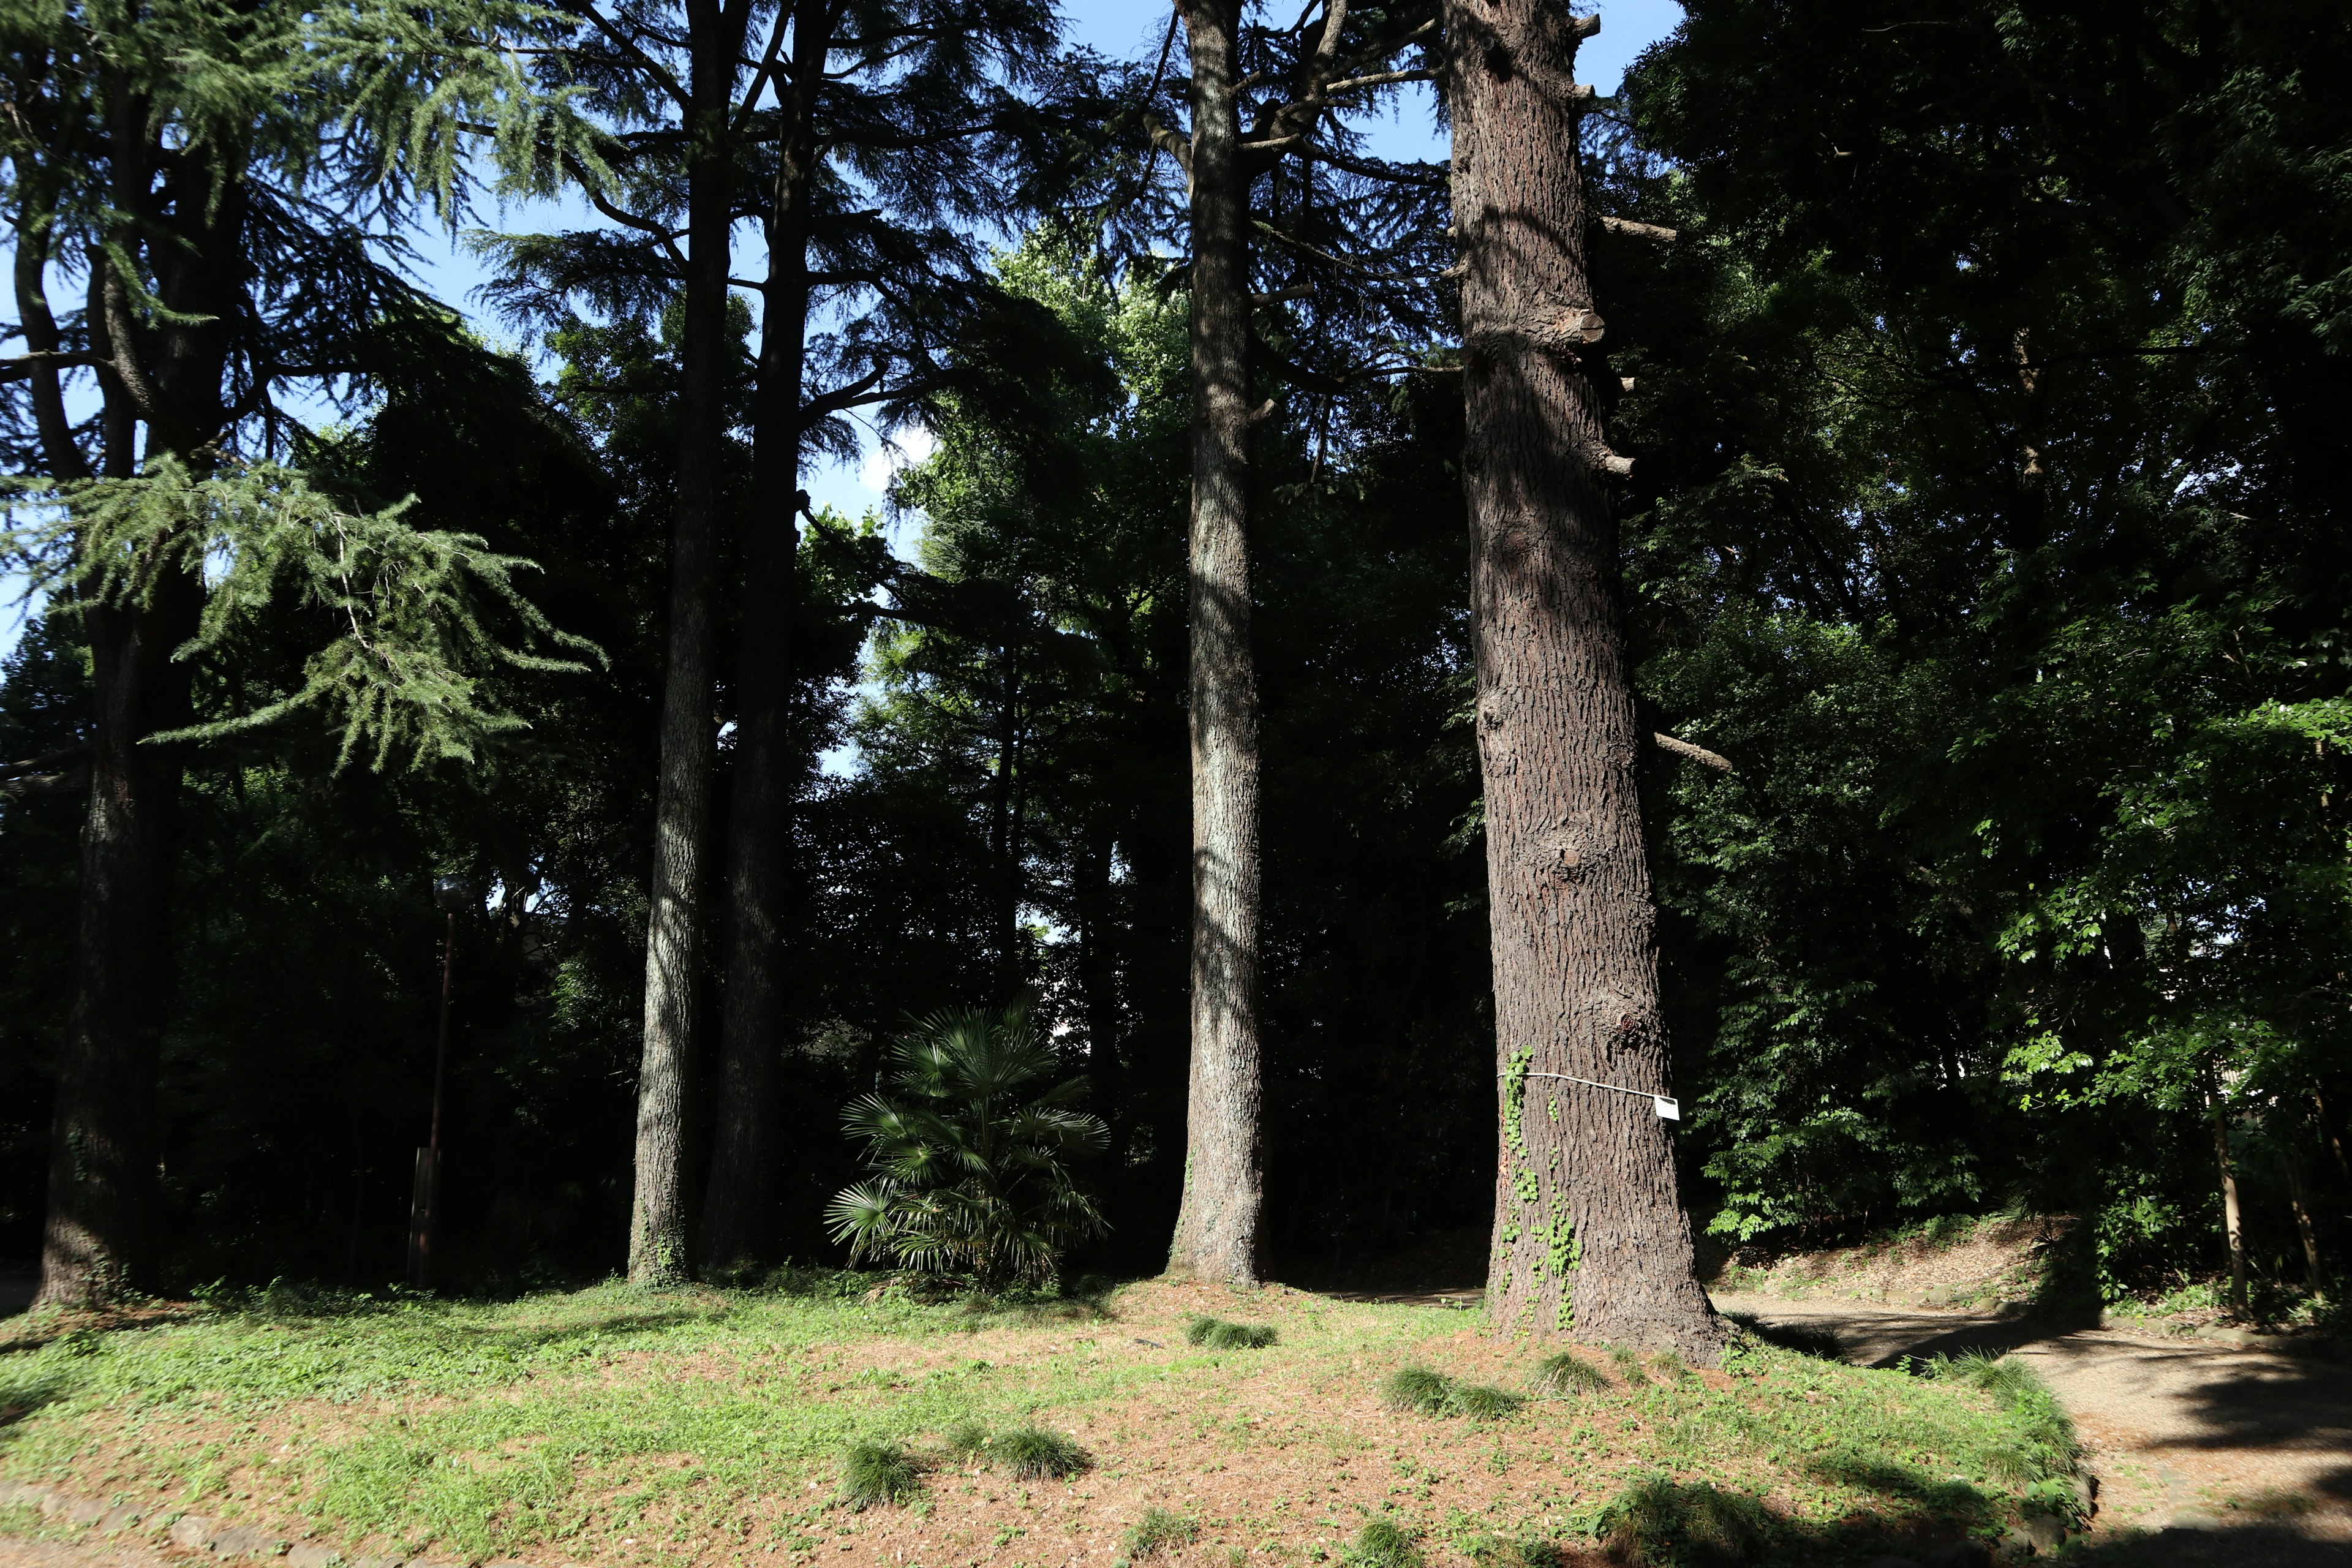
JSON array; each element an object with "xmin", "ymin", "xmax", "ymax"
[
  {"xmin": 1532, "ymin": 1351, "xmax": 1611, "ymax": 1394},
  {"xmin": 1447, "ymin": 1382, "xmax": 1525, "ymax": 1421},
  {"xmin": 1649, "ymin": 1350, "xmax": 1690, "ymax": 1382},
  {"xmin": 1381, "ymin": 1365, "xmax": 1520, "ymax": 1420},
  {"xmin": 988, "ymin": 1423, "xmax": 1090, "ymax": 1480},
  {"xmin": 941, "ymin": 1419, "xmax": 989, "ymax": 1460},
  {"xmin": 1608, "ymin": 1345, "xmax": 1649, "ymax": 1385},
  {"xmin": 1344, "ymin": 1516, "xmax": 1425, "ymax": 1568},
  {"xmin": 838, "ymin": 1440, "xmax": 919, "ymax": 1510},
  {"xmin": 1381, "ymin": 1364, "xmax": 1456, "ymax": 1415},
  {"xmin": 1185, "ymin": 1315, "xmax": 1278, "ymax": 1349},
  {"xmin": 1121, "ymin": 1506, "xmax": 1199, "ymax": 1561},
  {"xmin": 1599, "ymin": 1477, "xmax": 1768, "ymax": 1568},
  {"xmin": 1466, "ymin": 1537, "xmax": 1560, "ymax": 1568}
]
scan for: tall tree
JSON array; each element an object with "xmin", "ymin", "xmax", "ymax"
[
  {"xmin": 1145, "ymin": 0, "xmax": 1447, "ymax": 1287},
  {"xmin": 1441, "ymin": 1, "xmax": 1722, "ymax": 1357},
  {"xmin": 701, "ymin": 0, "xmax": 1071, "ymax": 1273},
  {"xmin": 1, "ymin": 0, "xmax": 580, "ymax": 1305}
]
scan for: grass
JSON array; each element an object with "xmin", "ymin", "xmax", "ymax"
[
  {"xmin": 839, "ymin": 1441, "xmax": 918, "ymax": 1510},
  {"xmin": 1120, "ymin": 1506, "xmax": 1197, "ymax": 1561},
  {"xmin": 1724, "ymin": 1313, "xmax": 1843, "ymax": 1361},
  {"xmin": 1345, "ymin": 1515, "xmax": 1425, "ymax": 1568},
  {"xmin": 1609, "ymin": 1345, "xmax": 1650, "ymax": 1385},
  {"xmin": 1185, "ymin": 1315, "xmax": 1277, "ymax": 1349},
  {"xmin": 1600, "ymin": 1477, "xmax": 1768, "ymax": 1567},
  {"xmin": 1531, "ymin": 1351, "xmax": 1611, "ymax": 1395},
  {"xmin": 0, "ymin": 1274, "xmax": 2084, "ymax": 1568},
  {"xmin": 1380, "ymin": 1365, "xmax": 1522, "ymax": 1420},
  {"xmin": 986, "ymin": 1423, "xmax": 1088, "ymax": 1480}
]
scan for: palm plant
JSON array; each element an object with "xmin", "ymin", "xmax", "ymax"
[{"xmin": 826, "ymin": 1007, "xmax": 1109, "ymax": 1291}]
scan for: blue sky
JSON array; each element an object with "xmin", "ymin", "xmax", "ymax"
[{"xmin": 1, "ymin": 0, "xmax": 1682, "ymax": 667}]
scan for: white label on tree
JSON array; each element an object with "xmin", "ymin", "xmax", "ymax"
[{"xmin": 1653, "ymin": 1096, "xmax": 1681, "ymax": 1121}]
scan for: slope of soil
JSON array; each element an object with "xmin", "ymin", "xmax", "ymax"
[{"xmin": 2, "ymin": 1275, "xmax": 2067, "ymax": 1568}]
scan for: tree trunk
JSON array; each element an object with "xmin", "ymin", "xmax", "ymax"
[
  {"xmin": 2316, "ymin": 1083, "xmax": 2352, "ymax": 1192},
  {"xmin": 2283, "ymin": 1140, "xmax": 2326, "ymax": 1295},
  {"xmin": 630, "ymin": 17, "xmax": 739, "ymax": 1284},
  {"xmin": 2212, "ymin": 1101, "xmax": 2247, "ymax": 1311},
  {"xmin": 35, "ymin": 111, "xmax": 230, "ymax": 1308},
  {"xmin": 1445, "ymin": 0, "xmax": 1723, "ymax": 1360},
  {"xmin": 1076, "ymin": 818, "xmax": 1125, "ymax": 1161},
  {"xmin": 1166, "ymin": 0, "xmax": 1266, "ymax": 1289},
  {"xmin": 699, "ymin": 16, "xmax": 823, "ymax": 1273}
]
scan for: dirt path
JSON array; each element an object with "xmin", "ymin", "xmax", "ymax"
[{"xmin": 1716, "ymin": 1290, "xmax": 2352, "ymax": 1564}]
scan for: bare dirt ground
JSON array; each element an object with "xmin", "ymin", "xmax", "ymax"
[{"xmin": 1716, "ymin": 1290, "xmax": 2352, "ymax": 1566}]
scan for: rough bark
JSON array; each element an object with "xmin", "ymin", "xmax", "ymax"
[
  {"xmin": 1166, "ymin": 0, "xmax": 1266, "ymax": 1288},
  {"xmin": 1445, "ymin": 0, "xmax": 1723, "ymax": 1360},
  {"xmin": 700, "ymin": 7, "xmax": 825, "ymax": 1275},
  {"xmin": 630, "ymin": 8, "xmax": 741, "ymax": 1284}
]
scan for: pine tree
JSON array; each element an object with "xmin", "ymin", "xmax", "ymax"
[{"xmin": 1, "ymin": 0, "xmax": 585, "ymax": 1306}]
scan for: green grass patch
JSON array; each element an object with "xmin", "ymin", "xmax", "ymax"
[
  {"xmin": 1345, "ymin": 1515, "xmax": 1425, "ymax": 1568},
  {"xmin": 1184, "ymin": 1315, "xmax": 1277, "ymax": 1349},
  {"xmin": 986, "ymin": 1423, "xmax": 1088, "ymax": 1480},
  {"xmin": 1120, "ymin": 1506, "xmax": 1197, "ymax": 1561},
  {"xmin": 1608, "ymin": 1345, "xmax": 1649, "ymax": 1385},
  {"xmin": 1380, "ymin": 1365, "xmax": 1520, "ymax": 1420},
  {"xmin": 839, "ymin": 1440, "xmax": 918, "ymax": 1509},
  {"xmin": 1600, "ymin": 1476, "xmax": 1768, "ymax": 1567},
  {"xmin": 1531, "ymin": 1351, "xmax": 1611, "ymax": 1394}
]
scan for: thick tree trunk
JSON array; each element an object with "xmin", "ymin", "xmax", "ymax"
[
  {"xmin": 1166, "ymin": 0, "xmax": 1265, "ymax": 1289},
  {"xmin": 700, "ymin": 59, "xmax": 821, "ymax": 1273},
  {"xmin": 37, "ymin": 585, "xmax": 198, "ymax": 1306},
  {"xmin": 36, "ymin": 117, "xmax": 229, "ymax": 1308},
  {"xmin": 630, "ymin": 27, "xmax": 737, "ymax": 1284},
  {"xmin": 1446, "ymin": 0, "xmax": 1722, "ymax": 1360}
]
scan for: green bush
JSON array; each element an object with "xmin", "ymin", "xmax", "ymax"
[
  {"xmin": 1345, "ymin": 1516, "xmax": 1425, "ymax": 1568},
  {"xmin": 1532, "ymin": 1351, "xmax": 1611, "ymax": 1394},
  {"xmin": 839, "ymin": 1440, "xmax": 919, "ymax": 1509},
  {"xmin": 1186, "ymin": 1314, "xmax": 1278, "ymax": 1349},
  {"xmin": 989, "ymin": 1423, "xmax": 1090, "ymax": 1480},
  {"xmin": 826, "ymin": 1006, "xmax": 1109, "ymax": 1291},
  {"xmin": 1598, "ymin": 1478, "xmax": 1768, "ymax": 1567},
  {"xmin": 1121, "ymin": 1507, "xmax": 1198, "ymax": 1561}
]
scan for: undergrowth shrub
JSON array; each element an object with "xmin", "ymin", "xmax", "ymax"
[
  {"xmin": 989, "ymin": 1423, "xmax": 1090, "ymax": 1480},
  {"xmin": 1186, "ymin": 1315, "xmax": 1278, "ymax": 1349},
  {"xmin": 839, "ymin": 1441, "xmax": 919, "ymax": 1509},
  {"xmin": 1346, "ymin": 1516, "xmax": 1425, "ymax": 1568},
  {"xmin": 1599, "ymin": 1477, "xmax": 1768, "ymax": 1567},
  {"xmin": 1121, "ymin": 1507, "xmax": 1198, "ymax": 1561}
]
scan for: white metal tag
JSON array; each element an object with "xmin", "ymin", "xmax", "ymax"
[{"xmin": 1653, "ymin": 1096, "xmax": 1681, "ymax": 1121}]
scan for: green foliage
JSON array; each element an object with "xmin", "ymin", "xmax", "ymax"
[
  {"xmin": 1597, "ymin": 1479, "xmax": 1768, "ymax": 1568},
  {"xmin": 1531, "ymin": 1352, "xmax": 1611, "ymax": 1395},
  {"xmin": 942, "ymin": 1420, "xmax": 989, "ymax": 1460},
  {"xmin": 1446, "ymin": 1382, "xmax": 1525, "ymax": 1422},
  {"xmin": 826, "ymin": 1006, "xmax": 1108, "ymax": 1291},
  {"xmin": 1185, "ymin": 1315, "xmax": 1277, "ymax": 1349},
  {"xmin": 1608, "ymin": 1347, "xmax": 1649, "ymax": 1386},
  {"xmin": 6, "ymin": 459, "xmax": 592, "ymax": 769},
  {"xmin": 1120, "ymin": 1507, "xmax": 1197, "ymax": 1561},
  {"xmin": 839, "ymin": 1441, "xmax": 919, "ymax": 1510},
  {"xmin": 1344, "ymin": 1517, "xmax": 1425, "ymax": 1568},
  {"xmin": 1922, "ymin": 1353, "xmax": 2079, "ymax": 1481},
  {"xmin": 986, "ymin": 1424, "xmax": 1088, "ymax": 1481}
]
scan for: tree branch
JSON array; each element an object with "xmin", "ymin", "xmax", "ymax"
[{"xmin": 1653, "ymin": 732, "xmax": 1732, "ymax": 772}]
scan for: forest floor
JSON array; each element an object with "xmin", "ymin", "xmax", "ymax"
[{"xmin": 0, "ymin": 1273, "xmax": 2070, "ymax": 1568}]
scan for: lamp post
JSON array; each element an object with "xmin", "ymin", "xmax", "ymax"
[{"xmin": 407, "ymin": 875, "xmax": 472, "ymax": 1289}]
